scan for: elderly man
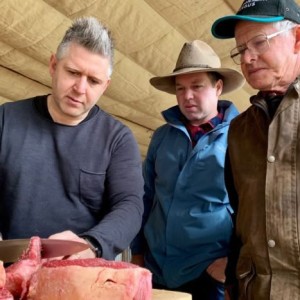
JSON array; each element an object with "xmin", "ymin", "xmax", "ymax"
[
  {"xmin": 212, "ymin": 0, "xmax": 300, "ymax": 299},
  {"xmin": 131, "ymin": 40, "xmax": 244, "ymax": 300}
]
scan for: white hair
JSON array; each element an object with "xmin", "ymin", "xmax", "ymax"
[{"xmin": 274, "ymin": 20, "xmax": 298, "ymax": 32}]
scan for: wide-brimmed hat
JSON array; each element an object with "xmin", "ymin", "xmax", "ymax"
[
  {"xmin": 150, "ymin": 40, "xmax": 245, "ymax": 95},
  {"xmin": 212, "ymin": 0, "xmax": 300, "ymax": 39}
]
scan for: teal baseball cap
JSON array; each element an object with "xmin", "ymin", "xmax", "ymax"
[{"xmin": 211, "ymin": 0, "xmax": 300, "ymax": 39}]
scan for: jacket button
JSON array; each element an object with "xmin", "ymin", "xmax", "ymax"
[
  {"xmin": 268, "ymin": 239, "xmax": 276, "ymax": 248},
  {"xmin": 268, "ymin": 155, "xmax": 276, "ymax": 163}
]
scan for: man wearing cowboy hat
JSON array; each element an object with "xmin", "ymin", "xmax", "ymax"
[{"xmin": 131, "ymin": 40, "xmax": 244, "ymax": 299}]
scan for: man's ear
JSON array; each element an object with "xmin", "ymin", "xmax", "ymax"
[
  {"xmin": 49, "ymin": 54, "xmax": 57, "ymax": 77},
  {"xmin": 294, "ymin": 25, "xmax": 300, "ymax": 52},
  {"xmin": 103, "ymin": 79, "xmax": 111, "ymax": 93},
  {"xmin": 216, "ymin": 79, "xmax": 223, "ymax": 97}
]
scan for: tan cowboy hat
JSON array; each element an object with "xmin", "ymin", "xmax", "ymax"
[{"xmin": 150, "ymin": 40, "xmax": 245, "ymax": 95}]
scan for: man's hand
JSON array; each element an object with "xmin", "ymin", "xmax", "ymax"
[
  {"xmin": 206, "ymin": 257, "xmax": 228, "ymax": 283},
  {"xmin": 48, "ymin": 230, "xmax": 95, "ymax": 260}
]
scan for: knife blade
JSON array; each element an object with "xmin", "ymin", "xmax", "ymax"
[{"xmin": 0, "ymin": 239, "xmax": 90, "ymax": 263}]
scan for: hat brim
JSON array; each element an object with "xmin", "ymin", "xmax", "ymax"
[
  {"xmin": 211, "ymin": 15, "xmax": 284, "ymax": 39},
  {"xmin": 150, "ymin": 67, "xmax": 245, "ymax": 95}
]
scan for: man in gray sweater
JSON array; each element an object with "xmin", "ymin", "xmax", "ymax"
[{"xmin": 0, "ymin": 17, "xmax": 144, "ymax": 260}]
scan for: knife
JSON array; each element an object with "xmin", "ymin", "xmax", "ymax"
[{"xmin": 0, "ymin": 239, "xmax": 90, "ymax": 263}]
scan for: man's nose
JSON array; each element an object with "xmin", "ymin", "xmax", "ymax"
[
  {"xmin": 74, "ymin": 77, "xmax": 87, "ymax": 93},
  {"xmin": 183, "ymin": 88, "xmax": 194, "ymax": 100},
  {"xmin": 241, "ymin": 48, "xmax": 257, "ymax": 64}
]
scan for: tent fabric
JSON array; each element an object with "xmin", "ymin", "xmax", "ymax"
[{"xmin": 0, "ymin": 0, "xmax": 267, "ymax": 159}]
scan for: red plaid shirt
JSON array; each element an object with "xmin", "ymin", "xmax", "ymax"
[{"xmin": 185, "ymin": 109, "xmax": 224, "ymax": 147}]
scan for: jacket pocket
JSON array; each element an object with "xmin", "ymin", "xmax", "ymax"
[
  {"xmin": 237, "ymin": 257, "xmax": 255, "ymax": 299},
  {"xmin": 79, "ymin": 169, "xmax": 106, "ymax": 210}
]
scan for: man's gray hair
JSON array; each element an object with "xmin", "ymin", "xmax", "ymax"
[
  {"xmin": 56, "ymin": 17, "xmax": 114, "ymax": 77},
  {"xmin": 274, "ymin": 20, "xmax": 298, "ymax": 32}
]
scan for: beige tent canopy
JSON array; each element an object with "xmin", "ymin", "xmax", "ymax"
[{"xmin": 0, "ymin": 0, "xmax": 277, "ymax": 158}]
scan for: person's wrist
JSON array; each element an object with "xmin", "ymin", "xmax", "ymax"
[{"xmin": 83, "ymin": 236, "xmax": 102, "ymax": 258}]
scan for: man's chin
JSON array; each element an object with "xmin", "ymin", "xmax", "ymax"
[{"xmin": 247, "ymin": 78, "xmax": 271, "ymax": 91}]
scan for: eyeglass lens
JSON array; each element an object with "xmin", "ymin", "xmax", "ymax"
[{"xmin": 231, "ymin": 35, "xmax": 269, "ymax": 64}]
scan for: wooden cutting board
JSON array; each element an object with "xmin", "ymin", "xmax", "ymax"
[{"xmin": 152, "ymin": 289, "xmax": 192, "ymax": 300}]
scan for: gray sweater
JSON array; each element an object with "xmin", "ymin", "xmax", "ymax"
[{"xmin": 0, "ymin": 95, "xmax": 144, "ymax": 259}]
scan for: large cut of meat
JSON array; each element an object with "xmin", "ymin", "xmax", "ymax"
[
  {"xmin": 2, "ymin": 236, "xmax": 152, "ymax": 300},
  {"xmin": 27, "ymin": 258, "xmax": 152, "ymax": 300},
  {"xmin": 5, "ymin": 237, "xmax": 41, "ymax": 299},
  {"xmin": 0, "ymin": 261, "xmax": 13, "ymax": 300}
]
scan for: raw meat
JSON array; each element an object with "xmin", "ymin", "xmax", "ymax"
[
  {"xmin": 0, "ymin": 261, "xmax": 6, "ymax": 288},
  {"xmin": 3, "ymin": 236, "xmax": 152, "ymax": 300},
  {"xmin": 0, "ymin": 288, "xmax": 13, "ymax": 300},
  {"xmin": 5, "ymin": 237, "xmax": 41, "ymax": 299},
  {"xmin": 0, "ymin": 261, "xmax": 14, "ymax": 299},
  {"xmin": 27, "ymin": 258, "xmax": 152, "ymax": 300}
]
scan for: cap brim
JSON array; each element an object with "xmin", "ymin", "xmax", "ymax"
[
  {"xmin": 211, "ymin": 15, "xmax": 284, "ymax": 39},
  {"xmin": 150, "ymin": 68, "xmax": 245, "ymax": 95}
]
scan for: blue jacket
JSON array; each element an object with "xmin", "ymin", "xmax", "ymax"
[{"xmin": 132, "ymin": 100, "xmax": 239, "ymax": 288}]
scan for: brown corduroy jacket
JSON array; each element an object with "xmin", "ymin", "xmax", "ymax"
[{"xmin": 226, "ymin": 78, "xmax": 300, "ymax": 300}]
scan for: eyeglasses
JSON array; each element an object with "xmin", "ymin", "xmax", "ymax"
[{"xmin": 230, "ymin": 26, "xmax": 296, "ymax": 65}]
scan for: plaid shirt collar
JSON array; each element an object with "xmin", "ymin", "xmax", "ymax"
[{"xmin": 185, "ymin": 109, "xmax": 224, "ymax": 147}]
